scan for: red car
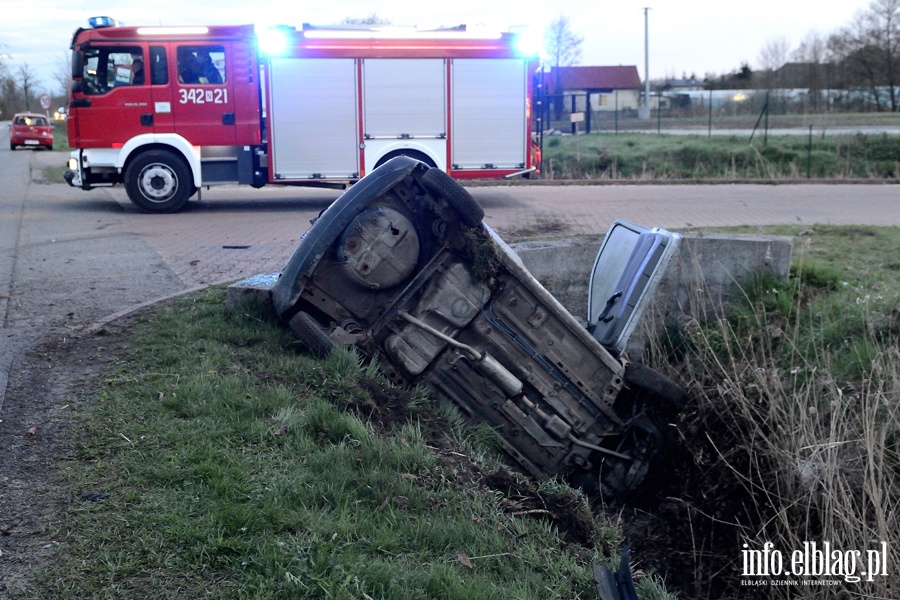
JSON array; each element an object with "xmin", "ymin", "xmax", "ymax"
[{"xmin": 9, "ymin": 112, "xmax": 54, "ymax": 150}]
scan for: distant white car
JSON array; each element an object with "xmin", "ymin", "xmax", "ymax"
[{"xmin": 53, "ymin": 107, "xmax": 67, "ymax": 121}]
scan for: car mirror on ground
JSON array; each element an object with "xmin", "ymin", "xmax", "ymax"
[{"xmin": 272, "ymin": 156, "xmax": 688, "ymax": 504}]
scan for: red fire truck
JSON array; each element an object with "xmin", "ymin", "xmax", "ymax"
[{"xmin": 64, "ymin": 17, "xmax": 540, "ymax": 213}]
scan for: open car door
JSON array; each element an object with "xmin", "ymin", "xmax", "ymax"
[{"xmin": 587, "ymin": 220, "xmax": 682, "ymax": 357}]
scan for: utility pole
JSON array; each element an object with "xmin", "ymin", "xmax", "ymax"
[{"xmin": 639, "ymin": 7, "xmax": 651, "ymax": 119}]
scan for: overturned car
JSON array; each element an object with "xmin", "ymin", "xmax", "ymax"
[{"xmin": 272, "ymin": 157, "xmax": 686, "ymax": 503}]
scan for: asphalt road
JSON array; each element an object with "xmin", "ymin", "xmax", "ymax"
[{"xmin": 0, "ymin": 148, "xmax": 898, "ymax": 409}]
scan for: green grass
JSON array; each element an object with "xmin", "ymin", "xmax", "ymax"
[
  {"xmin": 541, "ymin": 132, "xmax": 900, "ymax": 180},
  {"xmin": 702, "ymin": 225, "xmax": 899, "ymax": 381},
  {"xmin": 39, "ymin": 290, "xmax": 673, "ymax": 600},
  {"xmin": 643, "ymin": 225, "xmax": 900, "ymax": 598},
  {"xmin": 51, "ymin": 120, "xmax": 70, "ymax": 149}
]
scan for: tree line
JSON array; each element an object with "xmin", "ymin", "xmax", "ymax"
[
  {"xmin": 545, "ymin": 0, "xmax": 900, "ymax": 113},
  {"xmin": 0, "ymin": 46, "xmax": 69, "ymax": 120},
  {"xmin": 694, "ymin": 0, "xmax": 897, "ymax": 112}
]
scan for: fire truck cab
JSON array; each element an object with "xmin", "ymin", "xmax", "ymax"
[{"xmin": 65, "ymin": 17, "xmax": 539, "ymax": 213}]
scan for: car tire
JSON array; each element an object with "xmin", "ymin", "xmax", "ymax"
[
  {"xmin": 288, "ymin": 311, "xmax": 335, "ymax": 358},
  {"xmin": 420, "ymin": 168, "xmax": 484, "ymax": 228},
  {"xmin": 9, "ymin": 143, "xmax": 15, "ymax": 151},
  {"xmin": 124, "ymin": 150, "xmax": 193, "ymax": 213},
  {"xmin": 623, "ymin": 362, "xmax": 688, "ymax": 411}
]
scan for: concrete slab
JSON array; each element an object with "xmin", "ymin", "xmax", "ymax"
[{"xmin": 226, "ymin": 233, "xmax": 794, "ymax": 355}]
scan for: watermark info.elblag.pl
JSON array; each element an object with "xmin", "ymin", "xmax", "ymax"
[{"xmin": 741, "ymin": 541, "xmax": 890, "ymax": 586}]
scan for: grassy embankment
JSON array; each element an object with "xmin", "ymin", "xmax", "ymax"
[
  {"xmin": 540, "ymin": 132, "xmax": 900, "ymax": 180},
  {"xmin": 640, "ymin": 224, "xmax": 900, "ymax": 598},
  {"xmin": 34, "ymin": 224, "xmax": 899, "ymax": 599},
  {"xmin": 41, "ymin": 291, "xmax": 670, "ymax": 599}
]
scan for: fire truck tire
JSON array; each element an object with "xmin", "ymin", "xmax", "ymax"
[
  {"xmin": 124, "ymin": 150, "xmax": 193, "ymax": 213},
  {"xmin": 375, "ymin": 150, "xmax": 436, "ymax": 170},
  {"xmin": 420, "ymin": 168, "xmax": 484, "ymax": 228},
  {"xmin": 288, "ymin": 311, "xmax": 336, "ymax": 358}
]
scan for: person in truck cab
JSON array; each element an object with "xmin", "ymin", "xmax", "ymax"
[
  {"xmin": 179, "ymin": 51, "xmax": 221, "ymax": 84},
  {"xmin": 199, "ymin": 53, "xmax": 223, "ymax": 84},
  {"xmin": 179, "ymin": 53, "xmax": 202, "ymax": 83},
  {"xmin": 130, "ymin": 59, "xmax": 144, "ymax": 85}
]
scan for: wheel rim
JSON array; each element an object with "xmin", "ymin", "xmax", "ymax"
[{"xmin": 138, "ymin": 163, "xmax": 179, "ymax": 203}]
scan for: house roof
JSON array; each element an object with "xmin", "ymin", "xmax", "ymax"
[{"xmin": 544, "ymin": 66, "xmax": 642, "ymax": 94}]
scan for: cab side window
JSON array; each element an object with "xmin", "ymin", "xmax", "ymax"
[
  {"xmin": 149, "ymin": 46, "xmax": 168, "ymax": 85},
  {"xmin": 82, "ymin": 46, "xmax": 144, "ymax": 94},
  {"xmin": 177, "ymin": 46, "xmax": 226, "ymax": 84}
]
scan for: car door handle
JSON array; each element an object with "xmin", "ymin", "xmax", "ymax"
[
  {"xmin": 140, "ymin": 114, "xmax": 154, "ymax": 126},
  {"xmin": 222, "ymin": 113, "xmax": 235, "ymax": 125},
  {"xmin": 70, "ymin": 98, "xmax": 91, "ymax": 108}
]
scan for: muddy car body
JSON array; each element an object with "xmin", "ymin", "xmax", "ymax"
[{"xmin": 273, "ymin": 157, "xmax": 684, "ymax": 502}]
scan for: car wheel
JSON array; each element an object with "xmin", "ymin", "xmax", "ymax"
[
  {"xmin": 420, "ymin": 168, "xmax": 484, "ymax": 228},
  {"xmin": 9, "ymin": 143, "xmax": 15, "ymax": 151},
  {"xmin": 623, "ymin": 362, "xmax": 688, "ymax": 411},
  {"xmin": 124, "ymin": 150, "xmax": 193, "ymax": 213},
  {"xmin": 288, "ymin": 311, "xmax": 336, "ymax": 358}
]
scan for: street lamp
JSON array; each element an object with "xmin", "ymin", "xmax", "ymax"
[{"xmin": 639, "ymin": 7, "xmax": 651, "ymax": 120}]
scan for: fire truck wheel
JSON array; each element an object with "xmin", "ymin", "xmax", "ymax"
[
  {"xmin": 375, "ymin": 150, "xmax": 436, "ymax": 170},
  {"xmin": 420, "ymin": 168, "xmax": 484, "ymax": 228},
  {"xmin": 124, "ymin": 150, "xmax": 193, "ymax": 213}
]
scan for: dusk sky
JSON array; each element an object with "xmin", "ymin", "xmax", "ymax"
[{"xmin": 1, "ymin": 0, "xmax": 877, "ymax": 94}]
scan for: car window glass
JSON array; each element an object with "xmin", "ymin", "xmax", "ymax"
[
  {"xmin": 149, "ymin": 46, "xmax": 168, "ymax": 85},
  {"xmin": 177, "ymin": 45, "xmax": 226, "ymax": 84},
  {"xmin": 81, "ymin": 46, "xmax": 143, "ymax": 94}
]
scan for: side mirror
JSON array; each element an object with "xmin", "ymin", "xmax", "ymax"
[{"xmin": 72, "ymin": 50, "xmax": 84, "ymax": 79}]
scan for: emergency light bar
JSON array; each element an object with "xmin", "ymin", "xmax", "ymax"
[
  {"xmin": 136, "ymin": 26, "xmax": 210, "ymax": 35},
  {"xmin": 88, "ymin": 16, "xmax": 121, "ymax": 28},
  {"xmin": 301, "ymin": 29, "xmax": 502, "ymax": 40}
]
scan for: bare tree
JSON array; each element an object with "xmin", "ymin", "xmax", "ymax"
[
  {"xmin": 16, "ymin": 63, "xmax": 41, "ymax": 112},
  {"xmin": 54, "ymin": 50, "xmax": 72, "ymax": 98},
  {"xmin": 0, "ymin": 44, "xmax": 12, "ymax": 119},
  {"xmin": 833, "ymin": 0, "xmax": 900, "ymax": 111},
  {"xmin": 544, "ymin": 14, "xmax": 582, "ymax": 68},
  {"xmin": 758, "ymin": 36, "xmax": 791, "ymax": 92},
  {"xmin": 758, "ymin": 37, "xmax": 790, "ymax": 78},
  {"xmin": 865, "ymin": 0, "xmax": 900, "ymax": 110},
  {"xmin": 790, "ymin": 31, "xmax": 832, "ymax": 110},
  {"xmin": 543, "ymin": 14, "xmax": 583, "ymax": 120}
]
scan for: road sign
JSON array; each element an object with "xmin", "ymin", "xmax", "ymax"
[{"xmin": 39, "ymin": 94, "xmax": 51, "ymax": 110}]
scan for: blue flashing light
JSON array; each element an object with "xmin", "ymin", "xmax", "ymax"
[
  {"xmin": 257, "ymin": 26, "xmax": 293, "ymax": 57},
  {"xmin": 511, "ymin": 26, "xmax": 543, "ymax": 58},
  {"xmin": 88, "ymin": 16, "xmax": 121, "ymax": 29}
]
